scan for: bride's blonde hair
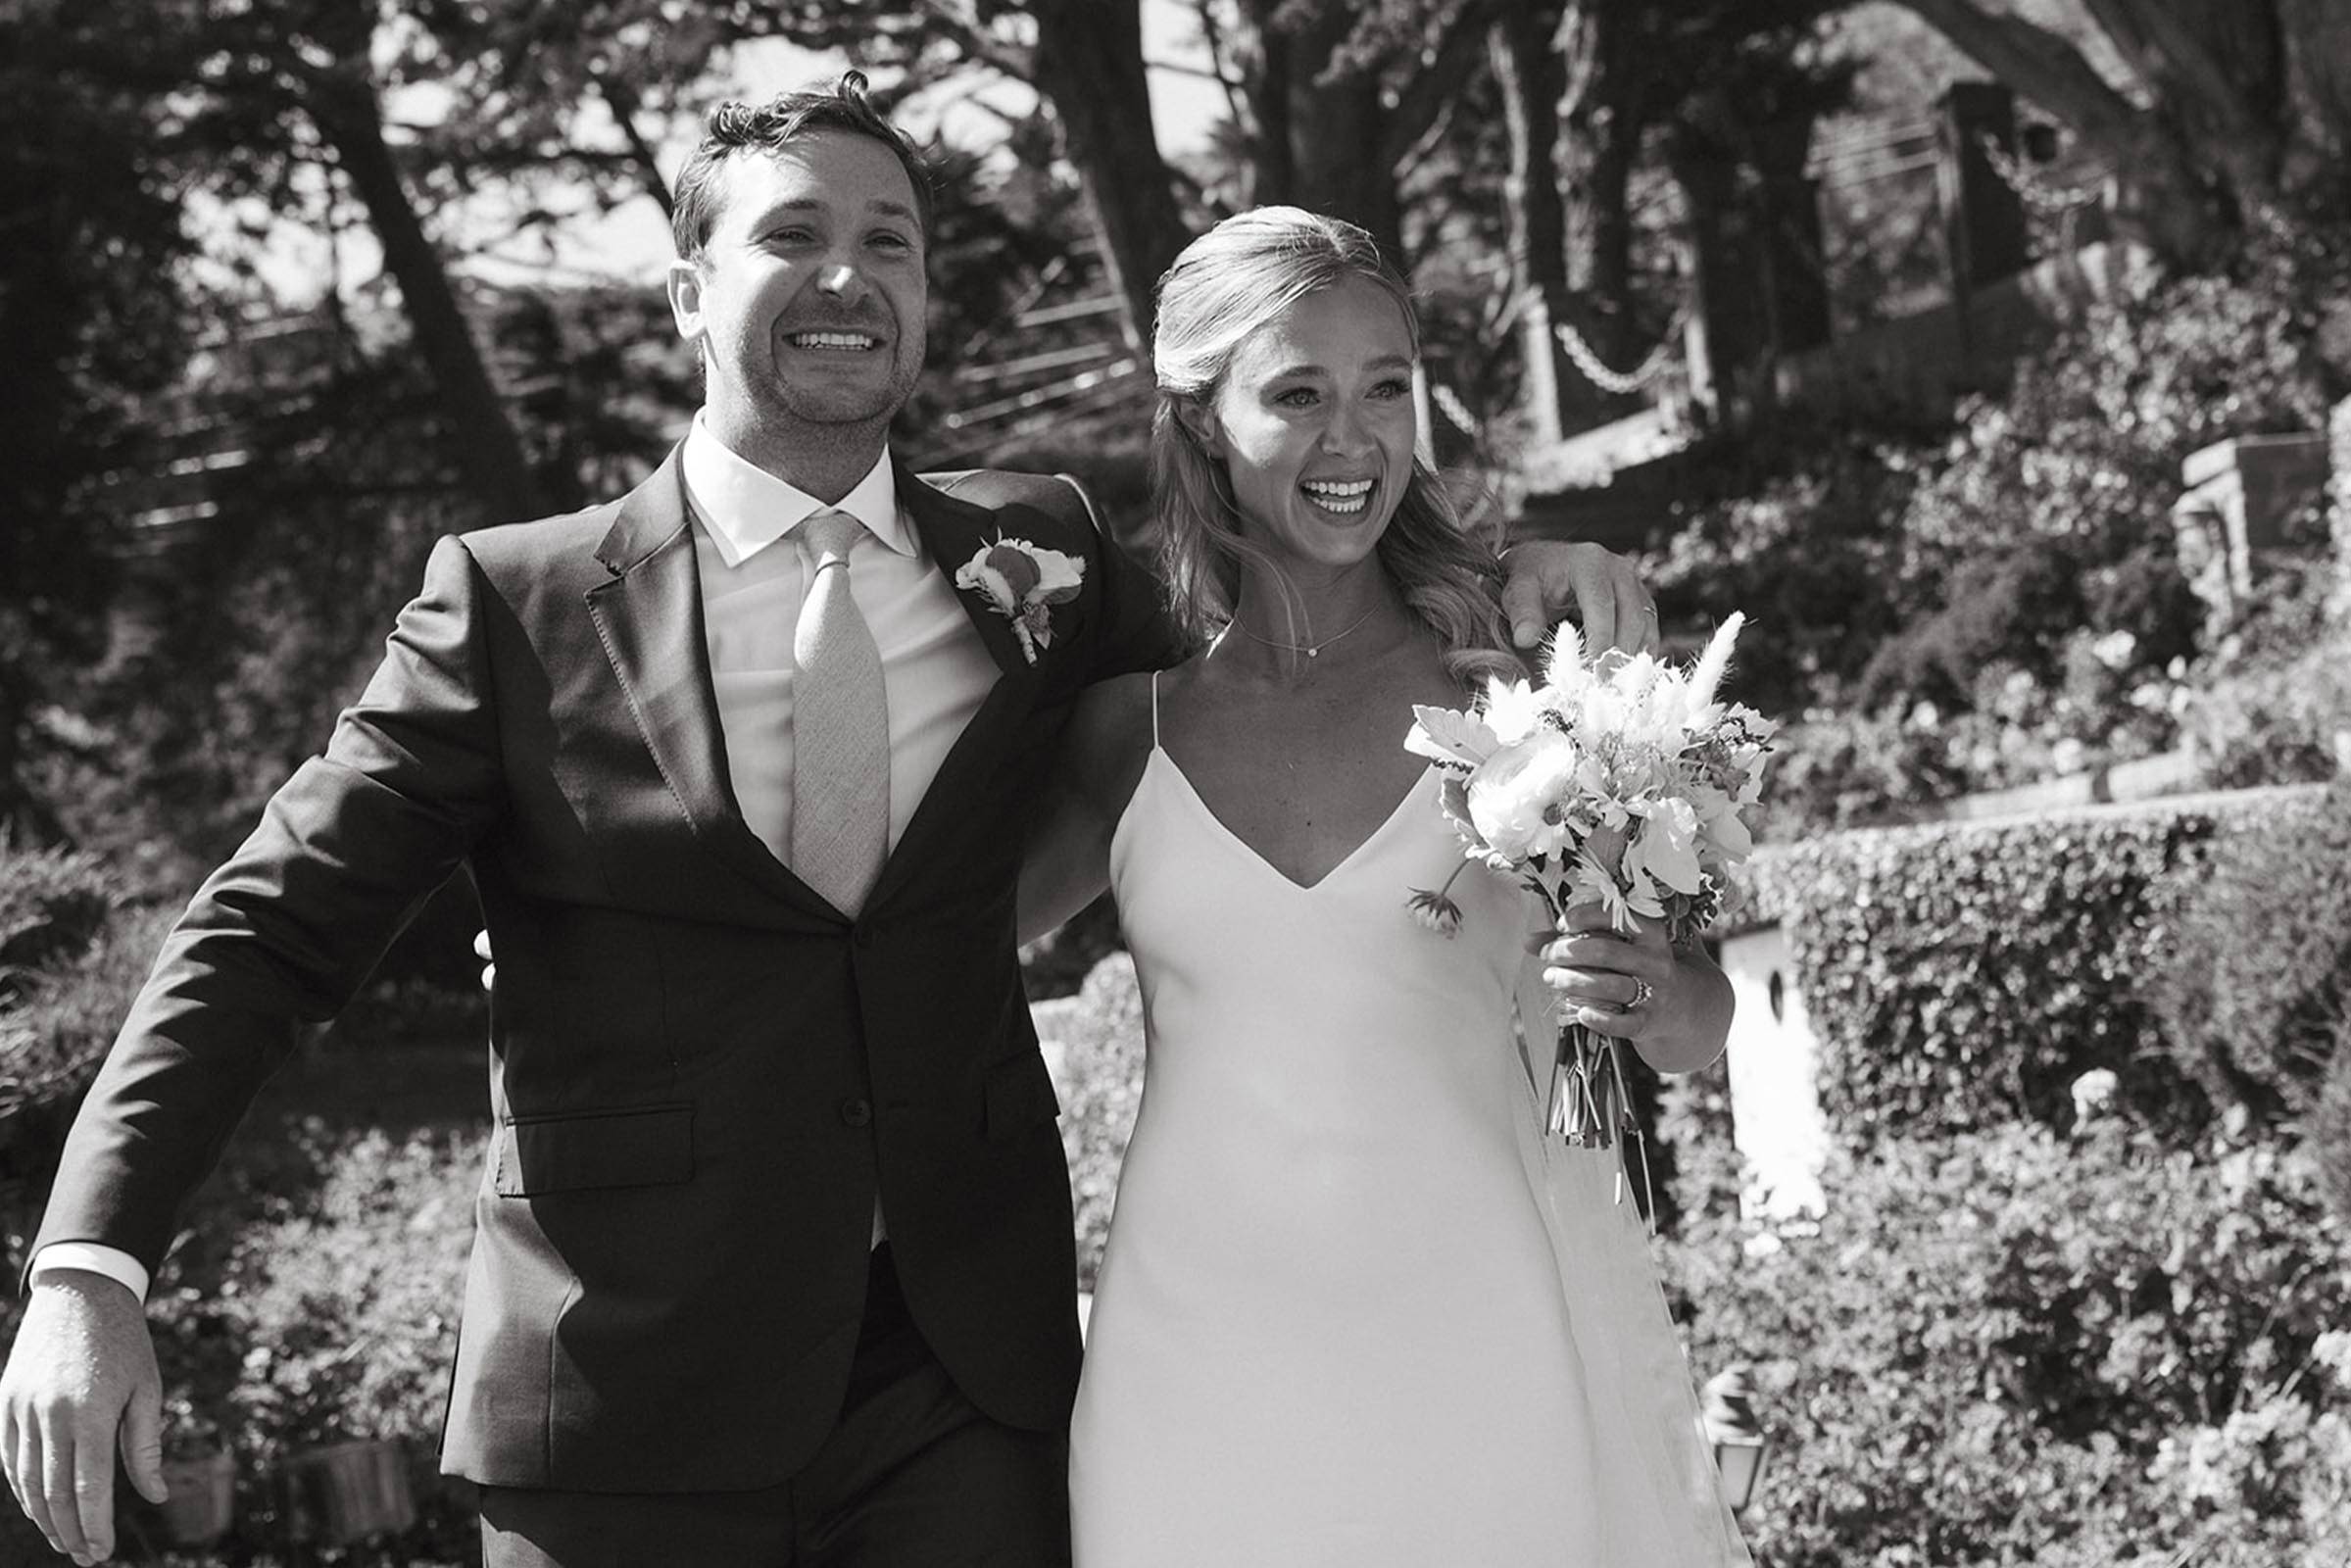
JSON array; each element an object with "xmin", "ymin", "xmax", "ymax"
[{"xmin": 1149, "ymin": 207, "xmax": 1522, "ymax": 689}]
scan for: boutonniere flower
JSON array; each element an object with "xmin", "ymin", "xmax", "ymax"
[{"xmin": 955, "ymin": 537, "xmax": 1085, "ymax": 663}]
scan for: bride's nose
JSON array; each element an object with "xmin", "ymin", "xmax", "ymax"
[{"xmin": 1319, "ymin": 404, "xmax": 1373, "ymax": 457}]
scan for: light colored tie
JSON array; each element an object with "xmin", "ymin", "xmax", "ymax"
[{"xmin": 791, "ymin": 510, "xmax": 890, "ymax": 916}]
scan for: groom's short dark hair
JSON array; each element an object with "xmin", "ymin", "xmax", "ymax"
[{"xmin": 670, "ymin": 70, "xmax": 936, "ymax": 262}]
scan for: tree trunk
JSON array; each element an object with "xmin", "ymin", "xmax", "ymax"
[
  {"xmin": 307, "ymin": 67, "xmax": 544, "ymax": 521},
  {"xmin": 1267, "ymin": 4, "xmax": 1407, "ymax": 265},
  {"xmin": 1556, "ymin": 0, "xmax": 1648, "ymax": 424},
  {"xmin": 2278, "ymin": 0, "xmax": 2351, "ymax": 191},
  {"xmin": 1029, "ymin": 0, "xmax": 1195, "ymax": 352},
  {"xmin": 1491, "ymin": 3, "xmax": 1574, "ymax": 447}
]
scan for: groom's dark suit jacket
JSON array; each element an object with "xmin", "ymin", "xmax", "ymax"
[{"xmin": 32, "ymin": 449, "xmax": 1179, "ymax": 1492}]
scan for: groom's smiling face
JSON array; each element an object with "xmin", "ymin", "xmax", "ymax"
[{"xmin": 668, "ymin": 128, "xmax": 929, "ymax": 452}]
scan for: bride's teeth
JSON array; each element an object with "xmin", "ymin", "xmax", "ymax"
[{"xmin": 1301, "ymin": 479, "xmax": 1373, "ymax": 514}]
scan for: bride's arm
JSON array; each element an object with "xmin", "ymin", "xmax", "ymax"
[
  {"xmin": 1016, "ymin": 674, "xmax": 1152, "ymax": 948},
  {"xmin": 1531, "ymin": 906, "xmax": 1734, "ymax": 1075}
]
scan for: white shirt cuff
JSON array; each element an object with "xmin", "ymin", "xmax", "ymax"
[{"xmin": 29, "ymin": 1244, "xmax": 150, "ymax": 1303}]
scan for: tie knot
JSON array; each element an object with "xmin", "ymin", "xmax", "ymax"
[{"xmin": 801, "ymin": 509, "xmax": 865, "ymax": 565}]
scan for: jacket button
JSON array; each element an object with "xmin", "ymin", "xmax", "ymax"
[{"xmin": 840, "ymin": 1097, "xmax": 873, "ymax": 1128}]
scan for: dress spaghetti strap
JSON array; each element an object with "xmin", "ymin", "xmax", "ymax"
[{"xmin": 1150, "ymin": 670, "xmax": 1161, "ymax": 748}]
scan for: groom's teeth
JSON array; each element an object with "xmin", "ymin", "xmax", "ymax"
[{"xmin": 790, "ymin": 331, "xmax": 877, "ymax": 349}]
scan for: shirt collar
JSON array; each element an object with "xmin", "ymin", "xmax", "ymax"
[{"xmin": 679, "ymin": 412, "xmax": 912, "ymax": 568}]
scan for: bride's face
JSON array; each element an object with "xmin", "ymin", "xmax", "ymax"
[{"xmin": 1192, "ymin": 275, "xmax": 1419, "ymax": 575}]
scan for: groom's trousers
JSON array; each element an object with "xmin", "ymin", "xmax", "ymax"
[{"xmin": 476, "ymin": 1245, "xmax": 1072, "ymax": 1567}]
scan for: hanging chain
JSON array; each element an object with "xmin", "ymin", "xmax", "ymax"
[
  {"xmin": 1430, "ymin": 381, "xmax": 1483, "ymax": 438},
  {"xmin": 1552, "ymin": 300, "xmax": 1690, "ymax": 396},
  {"xmin": 1977, "ymin": 131, "xmax": 2107, "ymax": 215}
]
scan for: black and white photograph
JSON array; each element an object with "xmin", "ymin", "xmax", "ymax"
[{"xmin": 3, "ymin": 2, "xmax": 2349, "ymax": 1564}]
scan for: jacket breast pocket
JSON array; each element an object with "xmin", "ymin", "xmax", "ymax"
[
  {"xmin": 983, "ymin": 1054, "xmax": 1061, "ymax": 1141},
  {"xmin": 495, "ymin": 1102, "xmax": 694, "ymax": 1197}
]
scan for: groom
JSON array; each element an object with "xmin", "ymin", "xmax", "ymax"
[{"xmin": 2, "ymin": 74, "xmax": 1655, "ymax": 1567}]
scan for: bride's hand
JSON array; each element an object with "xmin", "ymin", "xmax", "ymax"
[
  {"xmin": 1532, "ymin": 905, "xmax": 1677, "ymax": 1037},
  {"xmin": 1531, "ymin": 904, "xmax": 1732, "ymax": 1073}
]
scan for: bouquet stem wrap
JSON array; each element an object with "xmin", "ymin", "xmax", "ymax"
[{"xmin": 1546, "ymin": 1021, "xmax": 1653, "ymax": 1212}]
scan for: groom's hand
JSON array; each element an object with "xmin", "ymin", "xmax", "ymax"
[
  {"xmin": 1499, "ymin": 540, "xmax": 1658, "ymax": 657},
  {"xmin": 0, "ymin": 1270, "xmax": 167, "ymax": 1564}
]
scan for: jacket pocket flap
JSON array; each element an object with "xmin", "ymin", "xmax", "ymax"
[
  {"xmin": 983, "ymin": 1054, "xmax": 1060, "ymax": 1140},
  {"xmin": 496, "ymin": 1103, "xmax": 693, "ymax": 1197}
]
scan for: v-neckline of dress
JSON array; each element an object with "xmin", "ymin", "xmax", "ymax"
[{"xmin": 1147, "ymin": 744, "xmax": 1434, "ymax": 894}]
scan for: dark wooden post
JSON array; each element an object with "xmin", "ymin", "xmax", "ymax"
[
  {"xmin": 1668, "ymin": 122, "xmax": 1761, "ymax": 423},
  {"xmin": 1936, "ymin": 82, "xmax": 2030, "ymax": 371},
  {"xmin": 1751, "ymin": 116, "xmax": 1832, "ymax": 363}
]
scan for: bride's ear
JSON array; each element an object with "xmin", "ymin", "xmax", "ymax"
[{"xmin": 1175, "ymin": 402, "xmax": 1221, "ymax": 456}]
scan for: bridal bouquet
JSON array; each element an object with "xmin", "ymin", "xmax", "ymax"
[{"xmin": 1404, "ymin": 613, "xmax": 1774, "ymax": 1160}]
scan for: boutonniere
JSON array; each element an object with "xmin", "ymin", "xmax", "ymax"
[{"xmin": 955, "ymin": 537, "xmax": 1086, "ymax": 664}]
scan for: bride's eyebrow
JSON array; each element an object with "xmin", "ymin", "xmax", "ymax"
[{"xmin": 1263, "ymin": 354, "xmax": 1415, "ymax": 379}]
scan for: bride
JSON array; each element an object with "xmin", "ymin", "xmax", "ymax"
[{"xmin": 1020, "ymin": 207, "xmax": 1754, "ymax": 1565}]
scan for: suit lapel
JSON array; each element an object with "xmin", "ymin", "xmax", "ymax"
[
  {"xmin": 584, "ymin": 450, "xmax": 836, "ymax": 920},
  {"xmin": 899, "ymin": 460, "xmax": 1035, "ymax": 681},
  {"xmin": 865, "ymin": 468, "xmax": 1043, "ymax": 912}
]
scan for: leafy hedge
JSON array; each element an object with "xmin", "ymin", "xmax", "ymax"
[
  {"xmin": 1750, "ymin": 786, "xmax": 2329, "ymax": 1142},
  {"xmin": 1660, "ymin": 1120, "xmax": 2351, "ymax": 1568},
  {"xmin": 2138, "ymin": 780, "xmax": 2351, "ymax": 1122}
]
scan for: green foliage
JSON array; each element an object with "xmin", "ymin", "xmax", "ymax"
[
  {"xmin": 0, "ymin": 839, "xmax": 175, "ymax": 1237},
  {"xmin": 0, "ymin": 838, "xmax": 121, "ymax": 979},
  {"xmin": 1747, "ymin": 793, "xmax": 2332, "ymax": 1141},
  {"xmin": 2179, "ymin": 550, "xmax": 2351, "ymax": 789},
  {"xmin": 1660, "ymin": 1121, "xmax": 2351, "ymax": 1568},
  {"xmin": 0, "ymin": 1, "xmax": 199, "ymax": 832},
  {"xmin": 2140, "ymin": 781, "xmax": 2351, "ymax": 1124},
  {"xmin": 1665, "ymin": 225, "xmax": 2350, "ymax": 833},
  {"xmin": 1038, "ymin": 952, "xmax": 1145, "ymax": 1294},
  {"xmin": 0, "ymin": 1061, "xmax": 485, "ymax": 1567}
]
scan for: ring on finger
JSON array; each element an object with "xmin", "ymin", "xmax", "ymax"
[{"xmin": 1626, "ymin": 976, "xmax": 1654, "ymax": 1009}]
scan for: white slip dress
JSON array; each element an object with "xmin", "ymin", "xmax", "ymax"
[{"xmin": 1067, "ymin": 675, "xmax": 1752, "ymax": 1567}]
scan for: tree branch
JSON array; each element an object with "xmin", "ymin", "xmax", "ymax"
[
  {"xmin": 912, "ymin": 0, "xmax": 1036, "ymax": 82},
  {"xmin": 1889, "ymin": 0, "xmax": 2147, "ymax": 146},
  {"xmin": 1380, "ymin": 0, "xmax": 1510, "ymax": 172}
]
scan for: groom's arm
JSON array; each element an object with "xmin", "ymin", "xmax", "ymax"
[
  {"xmin": 31, "ymin": 533, "xmax": 510, "ymax": 1276},
  {"xmin": 1053, "ymin": 473, "xmax": 1190, "ymax": 679}
]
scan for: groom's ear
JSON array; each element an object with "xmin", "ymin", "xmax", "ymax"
[{"xmin": 666, "ymin": 258, "xmax": 708, "ymax": 345}]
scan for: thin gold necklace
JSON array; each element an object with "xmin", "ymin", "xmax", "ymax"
[{"xmin": 1228, "ymin": 604, "xmax": 1378, "ymax": 660}]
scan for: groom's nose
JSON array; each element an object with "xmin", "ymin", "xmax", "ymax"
[{"xmin": 816, "ymin": 262, "xmax": 862, "ymax": 299}]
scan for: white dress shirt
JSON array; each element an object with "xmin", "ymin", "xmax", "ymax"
[
  {"xmin": 38, "ymin": 416, "xmax": 999, "ymax": 1298},
  {"xmin": 682, "ymin": 414, "xmax": 999, "ymax": 864}
]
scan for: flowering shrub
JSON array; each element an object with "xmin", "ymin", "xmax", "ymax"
[
  {"xmin": 1749, "ymin": 789, "xmax": 2329, "ymax": 1142},
  {"xmin": 1037, "ymin": 952, "xmax": 1145, "ymax": 1293},
  {"xmin": 0, "ymin": 1072, "xmax": 482, "ymax": 1567},
  {"xmin": 1659, "ymin": 1120, "xmax": 2351, "ymax": 1567},
  {"xmin": 1657, "ymin": 228, "xmax": 2347, "ymax": 833}
]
